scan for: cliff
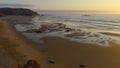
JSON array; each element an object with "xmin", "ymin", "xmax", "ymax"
[{"xmin": 0, "ymin": 8, "xmax": 39, "ymax": 17}]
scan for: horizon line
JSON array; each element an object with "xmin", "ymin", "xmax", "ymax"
[{"xmin": 33, "ymin": 9, "xmax": 120, "ymax": 12}]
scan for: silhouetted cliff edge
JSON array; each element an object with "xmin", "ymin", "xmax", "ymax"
[{"xmin": 0, "ymin": 8, "xmax": 39, "ymax": 17}]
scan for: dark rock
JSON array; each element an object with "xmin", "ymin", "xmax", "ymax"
[
  {"xmin": 64, "ymin": 28, "xmax": 74, "ymax": 32},
  {"xmin": 24, "ymin": 60, "xmax": 41, "ymax": 68},
  {"xmin": 0, "ymin": 13, "xmax": 5, "ymax": 17},
  {"xmin": 65, "ymin": 32, "xmax": 85, "ymax": 37},
  {"xmin": 39, "ymin": 14, "xmax": 44, "ymax": 16},
  {"xmin": 79, "ymin": 64, "xmax": 86, "ymax": 68},
  {"xmin": 82, "ymin": 14, "xmax": 91, "ymax": 17},
  {"xmin": 25, "ymin": 29, "xmax": 43, "ymax": 33},
  {"xmin": 48, "ymin": 60, "xmax": 55, "ymax": 64},
  {"xmin": 25, "ymin": 23, "xmax": 71, "ymax": 33},
  {"xmin": 0, "ymin": 8, "xmax": 39, "ymax": 16}
]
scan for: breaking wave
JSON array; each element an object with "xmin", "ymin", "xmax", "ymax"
[{"xmin": 15, "ymin": 16, "xmax": 120, "ymax": 47}]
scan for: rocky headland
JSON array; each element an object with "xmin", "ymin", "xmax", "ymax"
[{"xmin": 0, "ymin": 8, "xmax": 39, "ymax": 17}]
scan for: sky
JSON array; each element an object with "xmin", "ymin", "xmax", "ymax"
[{"xmin": 0, "ymin": 0, "xmax": 120, "ymax": 12}]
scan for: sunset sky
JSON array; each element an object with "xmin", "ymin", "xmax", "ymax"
[{"xmin": 1, "ymin": 0, "xmax": 120, "ymax": 11}]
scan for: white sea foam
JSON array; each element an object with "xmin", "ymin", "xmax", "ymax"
[{"xmin": 14, "ymin": 16, "xmax": 120, "ymax": 47}]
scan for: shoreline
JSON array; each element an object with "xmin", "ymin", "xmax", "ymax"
[
  {"xmin": 15, "ymin": 16, "xmax": 120, "ymax": 47},
  {"xmin": 1, "ymin": 16, "xmax": 120, "ymax": 68},
  {"xmin": 101, "ymin": 32, "xmax": 120, "ymax": 37}
]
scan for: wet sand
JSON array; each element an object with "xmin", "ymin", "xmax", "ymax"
[
  {"xmin": 0, "ymin": 16, "xmax": 48, "ymax": 68},
  {"xmin": 101, "ymin": 32, "xmax": 120, "ymax": 37},
  {"xmin": 42, "ymin": 37, "xmax": 120, "ymax": 68},
  {"xmin": 1, "ymin": 16, "xmax": 120, "ymax": 68}
]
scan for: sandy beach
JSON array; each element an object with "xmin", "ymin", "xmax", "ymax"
[
  {"xmin": 0, "ymin": 16, "xmax": 48, "ymax": 68},
  {"xmin": 43, "ymin": 37, "xmax": 120, "ymax": 68},
  {"xmin": 1, "ymin": 16, "xmax": 120, "ymax": 68}
]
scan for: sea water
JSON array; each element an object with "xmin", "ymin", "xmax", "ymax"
[
  {"xmin": 15, "ymin": 11, "xmax": 120, "ymax": 47},
  {"xmin": 37, "ymin": 11, "xmax": 120, "ymax": 32}
]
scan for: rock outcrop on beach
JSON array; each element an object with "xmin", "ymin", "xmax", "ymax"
[
  {"xmin": 18, "ymin": 60, "xmax": 41, "ymax": 68},
  {"xmin": 22, "ymin": 21, "xmax": 114, "ymax": 46},
  {"xmin": 25, "ymin": 23, "xmax": 74, "ymax": 33},
  {"xmin": 24, "ymin": 60, "xmax": 41, "ymax": 68},
  {"xmin": 0, "ymin": 8, "xmax": 39, "ymax": 16},
  {"xmin": 0, "ymin": 13, "xmax": 5, "ymax": 17}
]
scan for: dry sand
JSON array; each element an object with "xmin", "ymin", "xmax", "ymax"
[{"xmin": 1, "ymin": 16, "xmax": 120, "ymax": 68}]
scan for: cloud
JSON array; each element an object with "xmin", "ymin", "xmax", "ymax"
[{"xmin": 0, "ymin": 3, "xmax": 34, "ymax": 8}]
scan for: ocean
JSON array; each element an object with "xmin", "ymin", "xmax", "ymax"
[
  {"xmin": 15, "ymin": 11, "xmax": 120, "ymax": 47},
  {"xmin": 37, "ymin": 11, "xmax": 120, "ymax": 32}
]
